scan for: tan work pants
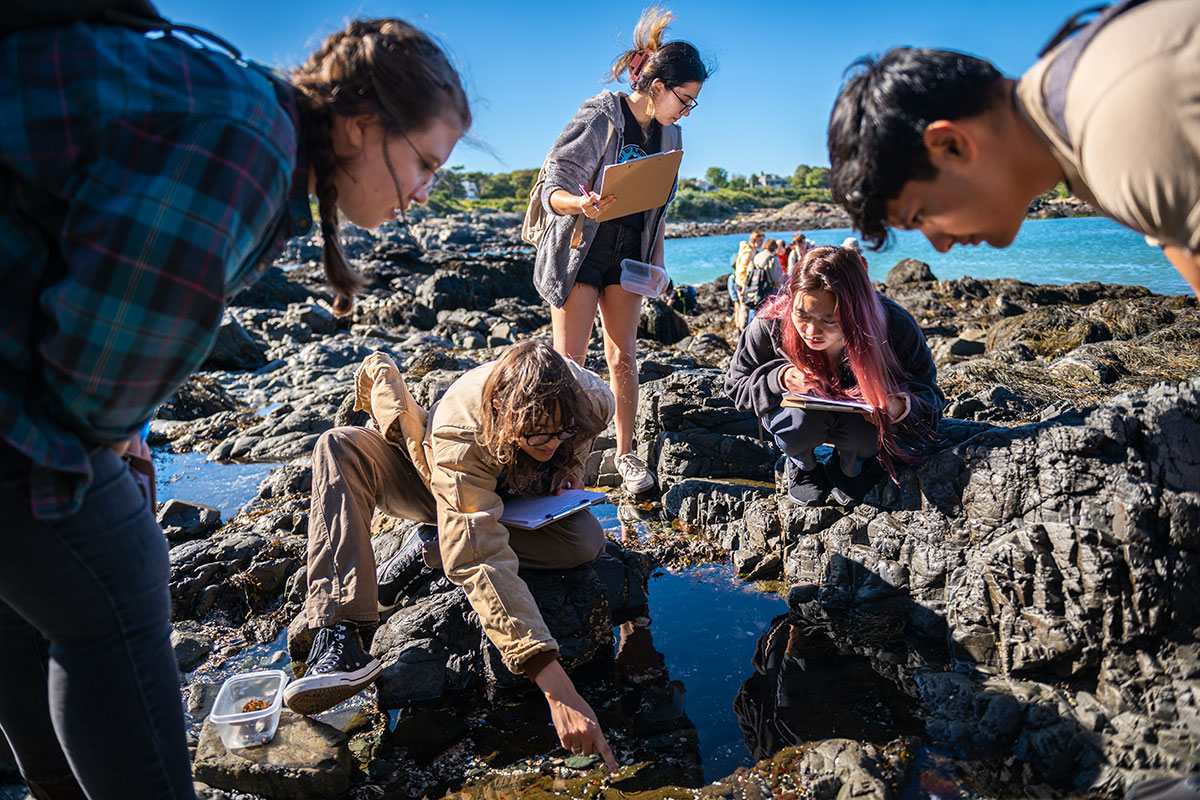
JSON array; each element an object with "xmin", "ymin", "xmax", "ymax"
[{"xmin": 304, "ymin": 426, "xmax": 604, "ymax": 629}]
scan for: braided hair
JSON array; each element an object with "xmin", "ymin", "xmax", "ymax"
[{"xmin": 292, "ymin": 19, "xmax": 471, "ymax": 314}]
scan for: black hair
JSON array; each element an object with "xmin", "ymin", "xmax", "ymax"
[
  {"xmin": 827, "ymin": 47, "xmax": 1004, "ymax": 249},
  {"xmin": 610, "ymin": 7, "xmax": 712, "ymax": 97}
]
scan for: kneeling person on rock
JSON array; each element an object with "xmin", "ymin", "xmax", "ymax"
[
  {"xmin": 724, "ymin": 246, "xmax": 945, "ymax": 506},
  {"xmin": 289, "ymin": 339, "xmax": 620, "ymax": 770}
]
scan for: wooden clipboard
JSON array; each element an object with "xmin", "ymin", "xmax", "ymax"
[{"xmin": 594, "ymin": 149, "xmax": 683, "ymax": 223}]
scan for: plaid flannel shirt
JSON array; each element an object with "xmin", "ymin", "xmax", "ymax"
[{"xmin": 0, "ymin": 22, "xmax": 312, "ymax": 519}]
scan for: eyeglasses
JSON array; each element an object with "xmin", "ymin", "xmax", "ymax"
[
  {"xmin": 522, "ymin": 430, "xmax": 577, "ymax": 447},
  {"xmin": 397, "ymin": 129, "xmax": 444, "ymax": 192},
  {"xmin": 668, "ymin": 86, "xmax": 699, "ymax": 113}
]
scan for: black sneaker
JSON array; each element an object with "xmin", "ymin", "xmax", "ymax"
[
  {"xmin": 377, "ymin": 524, "xmax": 437, "ymax": 612},
  {"xmin": 827, "ymin": 461, "xmax": 881, "ymax": 507},
  {"xmin": 786, "ymin": 460, "xmax": 830, "ymax": 506},
  {"xmin": 283, "ymin": 621, "xmax": 382, "ymax": 715}
]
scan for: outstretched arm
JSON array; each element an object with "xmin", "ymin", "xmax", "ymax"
[{"xmin": 534, "ymin": 659, "xmax": 619, "ymax": 770}]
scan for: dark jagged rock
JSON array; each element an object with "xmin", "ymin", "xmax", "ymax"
[
  {"xmin": 202, "ymin": 313, "xmax": 269, "ymax": 372},
  {"xmin": 158, "ymin": 498, "xmax": 222, "ymax": 541},
  {"xmin": 229, "ymin": 266, "xmax": 319, "ymax": 311},
  {"xmin": 638, "ymin": 297, "xmax": 690, "ymax": 344},
  {"xmin": 886, "ymin": 258, "xmax": 936, "ymax": 286},
  {"xmin": 158, "ymin": 375, "xmax": 244, "ymax": 421}
]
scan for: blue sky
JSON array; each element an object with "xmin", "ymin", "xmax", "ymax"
[{"xmin": 155, "ymin": 0, "xmax": 1091, "ymax": 180}]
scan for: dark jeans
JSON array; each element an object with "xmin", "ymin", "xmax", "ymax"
[
  {"xmin": 0, "ymin": 444, "xmax": 195, "ymax": 799},
  {"xmin": 765, "ymin": 406, "xmax": 879, "ymax": 477}
]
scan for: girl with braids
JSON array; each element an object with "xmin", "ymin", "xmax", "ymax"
[
  {"xmin": 0, "ymin": 17, "xmax": 466, "ymax": 798},
  {"xmin": 291, "ymin": 340, "xmax": 620, "ymax": 769},
  {"xmin": 533, "ymin": 6, "xmax": 712, "ymax": 495},
  {"xmin": 725, "ymin": 246, "xmax": 945, "ymax": 506}
]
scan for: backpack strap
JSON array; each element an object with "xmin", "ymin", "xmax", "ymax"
[
  {"xmin": 5, "ymin": 0, "xmax": 241, "ymax": 59},
  {"xmin": 1041, "ymin": 0, "xmax": 1152, "ymax": 141}
]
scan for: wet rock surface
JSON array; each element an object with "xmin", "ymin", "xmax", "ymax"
[{"xmin": 11, "ymin": 219, "xmax": 1191, "ymax": 799}]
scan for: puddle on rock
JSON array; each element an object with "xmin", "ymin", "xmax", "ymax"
[{"xmin": 152, "ymin": 448, "xmax": 281, "ymax": 521}]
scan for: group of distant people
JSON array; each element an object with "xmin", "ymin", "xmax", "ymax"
[
  {"xmin": 1, "ymin": 0, "xmax": 1197, "ymax": 797},
  {"xmin": 729, "ymin": 231, "xmax": 869, "ymax": 333}
]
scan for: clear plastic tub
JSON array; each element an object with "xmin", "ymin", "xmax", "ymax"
[
  {"xmin": 208, "ymin": 669, "xmax": 288, "ymax": 749},
  {"xmin": 619, "ymin": 258, "xmax": 669, "ymax": 296}
]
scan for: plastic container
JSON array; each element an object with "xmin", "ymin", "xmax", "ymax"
[
  {"xmin": 619, "ymin": 258, "xmax": 669, "ymax": 297},
  {"xmin": 208, "ymin": 669, "xmax": 288, "ymax": 749}
]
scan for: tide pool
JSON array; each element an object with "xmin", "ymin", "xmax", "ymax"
[{"xmin": 664, "ymin": 216, "xmax": 1194, "ymax": 298}]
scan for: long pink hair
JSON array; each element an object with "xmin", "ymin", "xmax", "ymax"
[{"xmin": 757, "ymin": 245, "xmax": 916, "ymax": 472}]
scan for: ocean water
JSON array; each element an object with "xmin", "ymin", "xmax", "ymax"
[{"xmin": 664, "ymin": 216, "xmax": 1194, "ymax": 297}]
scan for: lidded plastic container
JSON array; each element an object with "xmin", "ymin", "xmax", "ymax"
[
  {"xmin": 619, "ymin": 258, "xmax": 669, "ymax": 296},
  {"xmin": 208, "ymin": 669, "xmax": 288, "ymax": 749}
]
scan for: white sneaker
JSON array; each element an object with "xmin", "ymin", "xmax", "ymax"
[{"xmin": 615, "ymin": 452, "xmax": 656, "ymax": 494}]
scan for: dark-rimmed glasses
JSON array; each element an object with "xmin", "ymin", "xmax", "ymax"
[
  {"xmin": 522, "ymin": 430, "xmax": 577, "ymax": 447},
  {"xmin": 669, "ymin": 86, "xmax": 699, "ymax": 113}
]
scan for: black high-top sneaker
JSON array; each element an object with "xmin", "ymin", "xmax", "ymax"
[
  {"xmin": 377, "ymin": 524, "xmax": 438, "ymax": 612},
  {"xmin": 283, "ymin": 621, "xmax": 381, "ymax": 715}
]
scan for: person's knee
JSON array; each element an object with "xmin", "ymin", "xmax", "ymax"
[
  {"xmin": 315, "ymin": 427, "xmax": 373, "ymax": 471},
  {"xmin": 563, "ymin": 517, "xmax": 606, "ymax": 567}
]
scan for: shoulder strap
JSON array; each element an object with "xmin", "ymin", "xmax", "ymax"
[{"xmin": 1041, "ymin": 0, "xmax": 1152, "ymax": 140}]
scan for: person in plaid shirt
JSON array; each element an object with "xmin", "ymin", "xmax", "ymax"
[{"xmin": 0, "ymin": 18, "xmax": 469, "ymax": 798}]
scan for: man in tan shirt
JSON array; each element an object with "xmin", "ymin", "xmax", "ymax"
[{"xmin": 825, "ymin": 0, "xmax": 1200, "ymax": 298}]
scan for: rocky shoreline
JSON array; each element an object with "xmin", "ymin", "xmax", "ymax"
[
  {"xmin": 392, "ymin": 197, "xmax": 1099, "ymax": 247},
  {"xmin": 6, "ymin": 217, "xmax": 1194, "ymax": 800}
]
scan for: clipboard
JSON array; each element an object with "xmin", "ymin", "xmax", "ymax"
[
  {"xmin": 498, "ymin": 489, "xmax": 607, "ymax": 530},
  {"xmin": 594, "ymin": 149, "xmax": 683, "ymax": 223},
  {"xmin": 781, "ymin": 392, "xmax": 874, "ymax": 414}
]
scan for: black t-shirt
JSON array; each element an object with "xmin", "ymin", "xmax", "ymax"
[{"xmin": 611, "ymin": 97, "xmax": 662, "ymax": 230}]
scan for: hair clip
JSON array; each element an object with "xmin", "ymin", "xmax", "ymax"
[{"xmin": 628, "ymin": 50, "xmax": 647, "ymax": 83}]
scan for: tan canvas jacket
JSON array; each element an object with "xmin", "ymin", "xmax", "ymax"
[{"xmin": 353, "ymin": 352, "xmax": 615, "ymax": 674}]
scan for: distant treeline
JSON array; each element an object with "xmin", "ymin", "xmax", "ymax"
[{"xmin": 426, "ymin": 164, "xmax": 835, "ymax": 221}]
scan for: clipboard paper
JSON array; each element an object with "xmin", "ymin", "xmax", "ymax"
[
  {"xmin": 594, "ymin": 149, "xmax": 683, "ymax": 223},
  {"xmin": 781, "ymin": 392, "xmax": 874, "ymax": 414},
  {"xmin": 498, "ymin": 489, "xmax": 607, "ymax": 530}
]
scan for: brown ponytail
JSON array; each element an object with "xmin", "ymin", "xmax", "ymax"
[
  {"xmin": 609, "ymin": 6, "xmax": 711, "ymax": 97},
  {"xmin": 292, "ymin": 19, "xmax": 471, "ymax": 315}
]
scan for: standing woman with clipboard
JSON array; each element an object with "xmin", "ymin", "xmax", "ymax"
[
  {"xmin": 531, "ymin": 6, "xmax": 711, "ymax": 495},
  {"xmin": 724, "ymin": 246, "xmax": 946, "ymax": 507}
]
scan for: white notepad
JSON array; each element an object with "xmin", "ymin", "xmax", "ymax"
[
  {"xmin": 781, "ymin": 392, "xmax": 874, "ymax": 414},
  {"xmin": 498, "ymin": 489, "xmax": 607, "ymax": 530}
]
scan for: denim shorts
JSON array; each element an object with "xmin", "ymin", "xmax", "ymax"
[{"xmin": 576, "ymin": 222, "xmax": 641, "ymax": 289}]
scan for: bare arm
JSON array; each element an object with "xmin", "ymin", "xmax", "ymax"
[
  {"xmin": 1164, "ymin": 246, "xmax": 1200, "ymax": 298},
  {"xmin": 534, "ymin": 660, "xmax": 618, "ymax": 770},
  {"xmin": 549, "ymin": 188, "xmax": 617, "ymax": 219}
]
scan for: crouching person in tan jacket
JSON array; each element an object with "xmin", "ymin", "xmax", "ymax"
[{"xmin": 286, "ymin": 339, "xmax": 620, "ymax": 769}]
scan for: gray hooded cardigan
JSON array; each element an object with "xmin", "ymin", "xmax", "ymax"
[{"xmin": 533, "ymin": 90, "xmax": 682, "ymax": 308}]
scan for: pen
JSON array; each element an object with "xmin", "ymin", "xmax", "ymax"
[{"xmin": 578, "ymin": 182, "xmax": 601, "ymax": 213}]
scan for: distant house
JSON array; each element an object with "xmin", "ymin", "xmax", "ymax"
[
  {"xmin": 759, "ymin": 173, "xmax": 787, "ymax": 188},
  {"xmin": 692, "ymin": 179, "xmax": 718, "ymax": 193},
  {"xmin": 460, "ymin": 180, "xmax": 479, "ymax": 199}
]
